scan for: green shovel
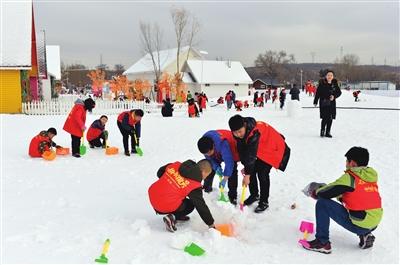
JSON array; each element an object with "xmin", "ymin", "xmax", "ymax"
[
  {"xmin": 133, "ymin": 132, "xmax": 143, "ymax": 156},
  {"xmin": 184, "ymin": 242, "xmax": 205, "ymax": 256},
  {"xmin": 80, "ymin": 130, "xmax": 87, "ymax": 155},
  {"xmin": 218, "ymin": 174, "xmax": 229, "ymax": 202}
]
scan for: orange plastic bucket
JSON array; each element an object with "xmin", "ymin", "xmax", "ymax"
[
  {"xmin": 105, "ymin": 147, "xmax": 119, "ymax": 155},
  {"xmin": 56, "ymin": 147, "xmax": 70, "ymax": 155},
  {"xmin": 42, "ymin": 150, "xmax": 56, "ymax": 161},
  {"xmin": 215, "ymin": 223, "xmax": 234, "ymax": 237}
]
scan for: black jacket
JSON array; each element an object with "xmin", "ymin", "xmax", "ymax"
[
  {"xmin": 161, "ymin": 101, "xmax": 174, "ymax": 117},
  {"xmin": 234, "ymin": 117, "xmax": 260, "ymax": 175},
  {"xmin": 290, "ymin": 87, "xmax": 300, "ymax": 100},
  {"xmin": 157, "ymin": 160, "xmax": 214, "ymax": 226},
  {"xmin": 313, "ymin": 79, "xmax": 342, "ymax": 119}
]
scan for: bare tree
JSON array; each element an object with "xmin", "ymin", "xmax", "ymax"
[
  {"xmin": 114, "ymin": 64, "xmax": 125, "ymax": 72},
  {"xmin": 254, "ymin": 50, "xmax": 295, "ymax": 85},
  {"xmin": 139, "ymin": 21, "xmax": 163, "ymax": 97},
  {"xmin": 186, "ymin": 15, "xmax": 201, "ymax": 61},
  {"xmin": 334, "ymin": 53, "xmax": 360, "ymax": 82},
  {"xmin": 170, "ymin": 6, "xmax": 189, "ymax": 74}
]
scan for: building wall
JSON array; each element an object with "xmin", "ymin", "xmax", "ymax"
[
  {"xmin": 200, "ymin": 84, "xmax": 249, "ymax": 99},
  {"xmin": 42, "ymin": 77, "xmax": 52, "ymax": 100},
  {"xmin": 163, "ymin": 49, "xmax": 201, "ymax": 74},
  {"xmin": 0, "ymin": 70, "xmax": 22, "ymax": 113}
]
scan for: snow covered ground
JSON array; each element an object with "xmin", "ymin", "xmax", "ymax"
[{"xmin": 1, "ymin": 90, "xmax": 399, "ymax": 264}]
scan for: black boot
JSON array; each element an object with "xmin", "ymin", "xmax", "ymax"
[
  {"xmin": 320, "ymin": 129, "xmax": 325, "ymax": 137},
  {"xmin": 244, "ymin": 195, "xmax": 260, "ymax": 206},
  {"xmin": 254, "ymin": 201, "xmax": 269, "ymax": 213},
  {"xmin": 325, "ymin": 119, "xmax": 333, "ymax": 138}
]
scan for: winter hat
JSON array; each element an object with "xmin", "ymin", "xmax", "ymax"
[
  {"xmin": 84, "ymin": 98, "xmax": 96, "ymax": 111},
  {"xmin": 47, "ymin": 127, "xmax": 57, "ymax": 135},
  {"xmin": 345, "ymin": 146, "xmax": 369, "ymax": 166},
  {"xmin": 197, "ymin": 136, "xmax": 214, "ymax": 154},
  {"xmin": 229, "ymin": 115, "xmax": 244, "ymax": 131}
]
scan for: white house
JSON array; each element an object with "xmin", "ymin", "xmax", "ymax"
[
  {"xmin": 183, "ymin": 60, "xmax": 253, "ymax": 98},
  {"xmin": 123, "ymin": 46, "xmax": 202, "ymax": 83},
  {"xmin": 42, "ymin": 45, "xmax": 61, "ymax": 100}
]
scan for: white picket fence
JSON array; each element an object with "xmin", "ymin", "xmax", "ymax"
[{"xmin": 22, "ymin": 99, "xmax": 188, "ymax": 115}]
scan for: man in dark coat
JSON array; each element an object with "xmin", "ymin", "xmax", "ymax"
[
  {"xmin": 161, "ymin": 98, "xmax": 174, "ymax": 117},
  {"xmin": 313, "ymin": 70, "xmax": 342, "ymax": 138},
  {"xmin": 290, "ymin": 84, "xmax": 300, "ymax": 101}
]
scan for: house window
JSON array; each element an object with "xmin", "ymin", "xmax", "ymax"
[
  {"xmin": 205, "ymin": 84, "xmax": 210, "ymax": 87},
  {"xmin": 234, "ymin": 84, "xmax": 239, "ymax": 86},
  {"xmin": 261, "ymin": 84, "xmax": 265, "ymax": 88}
]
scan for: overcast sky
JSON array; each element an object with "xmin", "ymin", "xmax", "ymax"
[{"xmin": 33, "ymin": 0, "xmax": 399, "ymax": 69}]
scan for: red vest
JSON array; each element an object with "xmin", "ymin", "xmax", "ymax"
[
  {"xmin": 29, "ymin": 133, "xmax": 51, "ymax": 157},
  {"xmin": 86, "ymin": 126, "xmax": 102, "ymax": 141},
  {"xmin": 342, "ymin": 170, "xmax": 382, "ymax": 211},
  {"xmin": 217, "ymin": 129, "xmax": 240, "ymax": 162},
  {"xmin": 148, "ymin": 162, "xmax": 202, "ymax": 213},
  {"xmin": 188, "ymin": 104, "xmax": 196, "ymax": 116},
  {"xmin": 247, "ymin": 121, "xmax": 286, "ymax": 169},
  {"xmin": 117, "ymin": 111, "xmax": 136, "ymax": 127},
  {"xmin": 200, "ymin": 96, "xmax": 207, "ymax": 108},
  {"xmin": 63, "ymin": 104, "xmax": 86, "ymax": 137}
]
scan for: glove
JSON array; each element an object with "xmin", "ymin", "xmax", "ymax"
[
  {"xmin": 216, "ymin": 167, "xmax": 223, "ymax": 177},
  {"xmin": 302, "ymin": 182, "xmax": 326, "ymax": 199},
  {"xmin": 240, "ymin": 168, "xmax": 246, "ymax": 176},
  {"xmin": 103, "ymin": 130, "xmax": 109, "ymax": 139},
  {"xmin": 82, "ymin": 126, "xmax": 86, "ymax": 131},
  {"xmin": 55, "ymin": 145, "xmax": 62, "ymax": 149}
]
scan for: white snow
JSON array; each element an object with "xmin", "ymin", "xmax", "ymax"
[{"xmin": 1, "ymin": 91, "xmax": 399, "ymax": 263}]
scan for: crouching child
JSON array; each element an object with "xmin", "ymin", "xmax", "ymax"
[
  {"xmin": 303, "ymin": 147, "xmax": 383, "ymax": 254},
  {"xmin": 148, "ymin": 159, "xmax": 216, "ymax": 232},
  {"xmin": 87, "ymin": 115, "xmax": 109, "ymax": 148}
]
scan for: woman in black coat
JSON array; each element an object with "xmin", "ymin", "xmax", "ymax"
[{"xmin": 313, "ymin": 70, "xmax": 341, "ymax": 138}]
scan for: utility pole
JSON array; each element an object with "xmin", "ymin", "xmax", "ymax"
[{"xmin": 311, "ymin": 52, "xmax": 316, "ymax": 63}]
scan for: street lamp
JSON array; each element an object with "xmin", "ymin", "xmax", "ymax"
[{"xmin": 199, "ymin": 50, "xmax": 208, "ymax": 91}]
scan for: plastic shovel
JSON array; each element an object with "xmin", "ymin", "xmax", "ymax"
[
  {"xmin": 218, "ymin": 174, "xmax": 229, "ymax": 202},
  {"xmin": 133, "ymin": 132, "xmax": 143, "ymax": 156},
  {"xmin": 183, "ymin": 242, "xmax": 205, "ymax": 256},
  {"xmin": 80, "ymin": 131, "xmax": 87, "ymax": 155},
  {"xmin": 239, "ymin": 185, "xmax": 247, "ymax": 211},
  {"xmin": 95, "ymin": 239, "xmax": 110, "ymax": 263}
]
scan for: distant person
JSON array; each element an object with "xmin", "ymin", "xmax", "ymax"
[
  {"xmin": 63, "ymin": 98, "xmax": 96, "ymax": 158},
  {"xmin": 28, "ymin": 128, "xmax": 62, "ymax": 157},
  {"xmin": 161, "ymin": 98, "xmax": 174, "ymax": 117},
  {"xmin": 290, "ymin": 84, "xmax": 300, "ymax": 101},
  {"xmin": 313, "ymin": 70, "xmax": 342, "ymax": 138},
  {"xmin": 279, "ymin": 89, "xmax": 286, "ymax": 109}
]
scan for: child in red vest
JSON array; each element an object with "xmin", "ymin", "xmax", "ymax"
[
  {"xmin": 28, "ymin": 128, "xmax": 61, "ymax": 157},
  {"xmin": 235, "ymin": 100, "xmax": 243, "ymax": 111},
  {"xmin": 87, "ymin": 115, "xmax": 108, "ymax": 148},
  {"xmin": 244, "ymin": 100, "xmax": 249, "ymax": 108},
  {"xmin": 302, "ymin": 147, "xmax": 383, "ymax": 254},
  {"xmin": 117, "ymin": 109, "xmax": 144, "ymax": 156},
  {"xmin": 148, "ymin": 159, "xmax": 216, "ymax": 232},
  {"xmin": 187, "ymin": 98, "xmax": 199, "ymax": 117},
  {"xmin": 63, "ymin": 98, "xmax": 96, "ymax": 158},
  {"xmin": 229, "ymin": 115, "xmax": 291, "ymax": 213}
]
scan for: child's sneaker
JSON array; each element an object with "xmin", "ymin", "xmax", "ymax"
[
  {"xmin": 254, "ymin": 201, "xmax": 269, "ymax": 213},
  {"xmin": 163, "ymin": 214, "xmax": 177, "ymax": 232},
  {"xmin": 131, "ymin": 149, "xmax": 137, "ymax": 154},
  {"xmin": 303, "ymin": 239, "xmax": 332, "ymax": 254},
  {"xmin": 72, "ymin": 153, "xmax": 81, "ymax": 158},
  {"xmin": 124, "ymin": 151, "xmax": 130, "ymax": 156},
  {"xmin": 359, "ymin": 233, "xmax": 375, "ymax": 249},
  {"xmin": 229, "ymin": 196, "xmax": 238, "ymax": 206},
  {"xmin": 89, "ymin": 144, "xmax": 95, "ymax": 149}
]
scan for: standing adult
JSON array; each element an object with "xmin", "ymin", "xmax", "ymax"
[
  {"xmin": 253, "ymin": 91, "xmax": 259, "ymax": 107},
  {"xmin": 313, "ymin": 70, "xmax": 342, "ymax": 138},
  {"xmin": 290, "ymin": 84, "xmax": 300, "ymax": 101}
]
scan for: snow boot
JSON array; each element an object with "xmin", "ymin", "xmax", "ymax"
[
  {"xmin": 244, "ymin": 195, "xmax": 260, "ymax": 206},
  {"xmin": 359, "ymin": 233, "xmax": 375, "ymax": 249},
  {"xmin": 254, "ymin": 201, "xmax": 269, "ymax": 213},
  {"xmin": 303, "ymin": 239, "xmax": 332, "ymax": 254},
  {"xmin": 320, "ymin": 129, "xmax": 325, "ymax": 137},
  {"xmin": 229, "ymin": 196, "xmax": 238, "ymax": 206},
  {"xmin": 163, "ymin": 214, "xmax": 177, "ymax": 232},
  {"xmin": 325, "ymin": 132, "xmax": 332, "ymax": 138},
  {"xmin": 72, "ymin": 153, "xmax": 81, "ymax": 158},
  {"xmin": 89, "ymin": 144, "xmax": 95, "ymax": 149},
  {"xmin": 124, "ymin": 151, "xmax": 130, "ymax": 156}
]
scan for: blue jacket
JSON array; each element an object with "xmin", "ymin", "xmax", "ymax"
[{"xmin": 203, "ymin": 130, "xmax": 235, "ymax": 177}]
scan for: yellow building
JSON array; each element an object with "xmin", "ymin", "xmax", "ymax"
[{"xmin": 0, "ymin": 0, "xmax": 32, "ymax": 113}]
